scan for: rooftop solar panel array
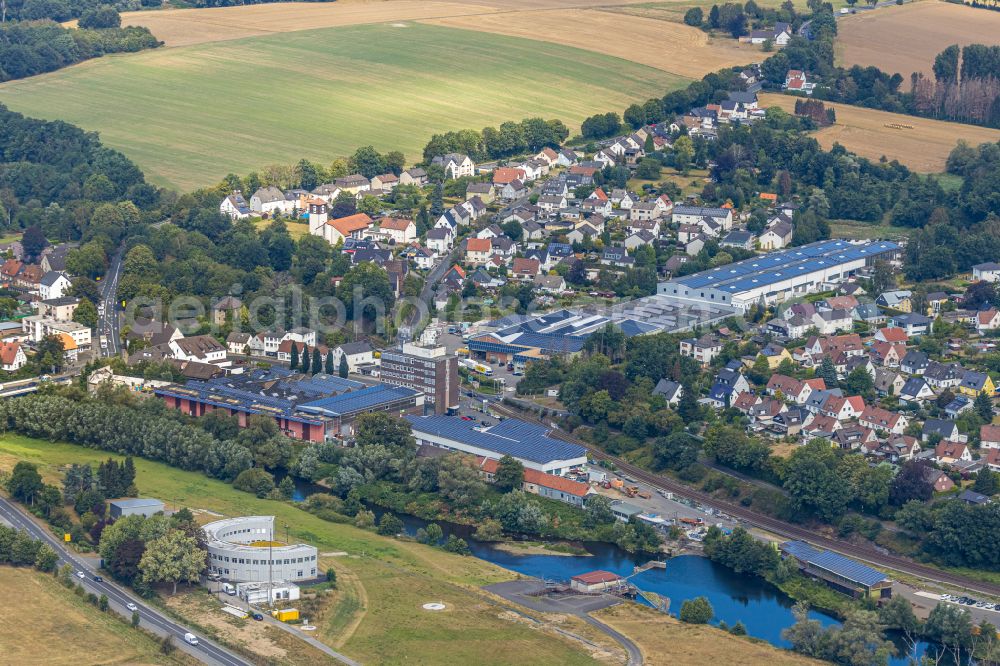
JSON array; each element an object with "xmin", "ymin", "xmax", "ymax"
[
  {"xmin": 781, "ymin": 541, "xmax": 887, "ymax": 587},
  {"xmin": 671, "ymin": 240, "xmax": 899, "ymax": 293},
  {"xmin": 406, "ymin": 415, "xmax": 587, "ymax": 464},
  {"xmin": 299, "ymin": 385, "xmax": 419, "ymax": 417}
]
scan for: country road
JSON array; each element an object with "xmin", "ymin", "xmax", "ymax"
[{"xmin": 0, "ymin": 497, "xmax": 252, "ymax": 666}]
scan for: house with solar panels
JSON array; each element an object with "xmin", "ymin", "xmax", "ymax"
[
  {"xmin": 780, "ymin": 541, "xmax": 892, "ymax": 599},
  {"xmin": 657, "ymin": 240, "xmax": 901, "ymax": 311},
  {"xmin": 155, "ymin": 368, "xmax": 422, "ymax": 442},
  {"xmin": 405, "ymin": 415, "xmax": 588, "ymax": 475}
]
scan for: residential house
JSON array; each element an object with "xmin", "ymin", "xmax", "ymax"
[
  {"xmin": 899, "ymin": 377, "xmax": 934, "ymax": 403},
  {"xmin": 399, "ymin": 168, "xmax": 428, "ymax": 186},
  {"xmin": 38, "ymin": 271, "xmax": 72, "ymax": 300},
  {"xmin": 211, "ymin": 295, "xmax": 243, "ymax": 326},
  {"xmin": 464, "ymin": 238, "xmax": 493, "ymax": 267},
  {"xmin": 870, "ymin": 341, "xmax": 906, "ymax": 368},
  {"xmin": 977, "ymin": 309, "xmax": 1000, "ymax": 333},
  {"xmin": 624, "ymin": 230, "xmax": 656, "ymax": 250},
  {"xmin": 653, "ymin": 379, "xmax": 683, "ymax": 405},
  {"xmin": 748, "ymin": 22, "xmax": 791, "ymax": 45},
  {"xmin": 250, "ymin": 186, "xmax": 293, "ymax": 215},
  {"xmin": 431, "ymin": 154, "xmax": 475, "ymax": 179},
  {"xmin": 757, "ymin": 342, "xmax": 791, "ymax": 369},
  {"xmin": 877, "ymin": 290, "xmax": 913, "ymax": 312},
  {"xmin": 858, "ymin": 405, "xmax": 908, "ymax": 434},
  {"xmin": 923, "ymin": 418, "xmax": 959, "ymax": 443},
  {"xmin": 226, "ymin": 332, "xmax": 251, "ymax": 355},
  {"xmin": 766, "ymin": 374, "xmax": 815, "ymax": 404},
  {"xmin": 426, "ymin": 227, "xmax": 454, "ymax": 254},
  {"xmin": 934, "ymin": 440, "xmax": 972, "ymax": 465},
  {"xmin": 335, "ymin": 175, "xmax": 371, "ymax": 194},
  {"xmin": 312, "ymin": 212, "xmax": 372, "ymax": 246},
  {"xmin": 972, "ymin": 262, "xmax": 1000, "ymax": 283},
  {"xmin": 377, "ymin": 218, "xmax": 417, "ymax": 245},
  {"xmin": 499, "ymin": 180, "xmax": 526, "ymax": 201},
  {"xmin": 874, "ymin": 327, "xmax": 908, "ymax": 344},
  {"xmin": 533, "ymin": 274, "xmax": 566, "ymax": 294},
  {"xmin": 784, "ymin": 69, "xmax": 816, "ymax": 94},
  {"xmin": 720, "ymin": 230, "xmax": 755, "ymax": 251},
  {"xmin": 958, "ymin": 370, "xmax": 994, "ymax": 397},
  {"xmin": 873, "ymin": 368, "xmax": 905, "ymax": 397},
  {"xmin": 980, "ymin": 424, "xmax": 1000, "ymax": 450},
  {"xmin": 169, "ymin": 335, "xmax": 229, "ymax": 367},
  {"xmin": 900, "ymin": 351, "xmax": 929, "ymax": 376},
  {"xmin": 220, "ymin": 192, "xmax": 252, "ymax": 220},
  {"xmin": 511, "ymin": 258, "xmax": 540, "ymax": 280},
  {"xmin": 888, "ymin": 313, "xmax": 932, "ymax": 337},
  {"xmin": 493, "ymin": 167, "xmax": 526, "ymax": 186},
  {"xmin": 679, "ymin": 334, "xmax": 723, "ymax": 366},
  {"xmin": 924, "ymin": 361, "xmax": 964, "ymax": 390},
  {"xmin": 923, "ymin": 467, "xmax": 955, "ymax": 493},
  {"xmin": 759, "ymin": 220, "xmax": 793, "ymax": 250},
  {"xmin": 0, "ymin": 341, "xmax": 26, "ymax": 372},
  {"xmin": 332, "ymin": 341, "xmax": 374, "ymax": 373},
  {"xmin": 466, "ymin": 182, "xmax": 495, "ymax": 204},
  {"xmin": 671, "ymin": 206, "xmax": 733, "ymax": 230}
]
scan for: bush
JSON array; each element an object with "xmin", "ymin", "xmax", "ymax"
[
  {"xmin": 684, "ymin": 7, "xmax": 704, "ymax": 26},
  {"xmin": 679, "ymin": 596, "xmax": 714, "ymax": 624},
  {"xmin": 376, "ymin": 513, "xmax": 404, "ymax": 536},
  {"xmin": 99, "ymin": 594, "xmax": 109, "ymax": 611},
  {"xmin": 442, "ymin": 534, "xmax": 471, "ymax": 555},
  {"xmin": 233, "ymin": 468, "xmax": 275, "ymax": 498}
]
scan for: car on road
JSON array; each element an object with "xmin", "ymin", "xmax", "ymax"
[
  {"xmin": 251, "ymin": 612, "xmax": 264, "ymax": 621},
  {"xmin": 92, "ymin": 575, "xmax": 103, "ymax": 582},
  {"xmin": 126, "ymin": 602, "xmax": 138, "ymax": 612},
  {"xmin": 76, "ymin": 570, "xmax": 85, "ymax": 579},
  {"xmin": 184, "ymin": 633, "xmax": 199, "ymax": 645}
]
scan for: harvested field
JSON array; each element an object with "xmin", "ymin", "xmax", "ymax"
[
  {"xmin": 424, "ymin": 8, "xmax": 762, "ymax": 78},
  {"xmin": 0, "ymin": 23, "xmax": 683, "ymax": 190},
  {"xmin": 837, "ymin": 1, "xmax": 1000, "ymax": 77},
  {"xmin": 759, "ymin": 93, "xmax": 1000, "ymax": 172}
]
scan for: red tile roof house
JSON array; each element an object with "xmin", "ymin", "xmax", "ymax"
[
  {"xmin": 980, "ymin": 424, "xmax": 1000, "ymax": 450},
  {"xmin": 858, "ymin": 405, "xmax": 909, "ymax": 434},
  {"xmin": 511, "ymin": 257, "xmax": 540, "ymax": 280},
  {"xmin": 478, "ymin": 457, "xmax": 591, "ymax": 506},
  {"xmin": 874, "ymin": 327, "xmax": 909, "ymax": 344},
  {"xmin": 571, "ymin": 570, "xmax": 627, "ymax": 593},
  {"xmin": 923, "ymin": 467, "xmax": 955, "ymax": 493}
]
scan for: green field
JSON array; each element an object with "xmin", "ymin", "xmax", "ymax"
[
  {"xmin": 0, "ymin": 433, "xmax": 599, "ymax": 664},
  {"xmin": 0, "ymin": 23, "xmax": 685, "ymax": 191}
]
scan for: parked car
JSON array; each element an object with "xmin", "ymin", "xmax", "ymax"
[{"xmin": 251, "ymin": 613, "xmax": 264, "ymax": 621}]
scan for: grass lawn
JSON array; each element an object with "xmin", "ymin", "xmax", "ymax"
[
  {"xmin": 0, "ymin": 566, "xmax": 195, "ymax": 665},
  {"xmin": 828, "ymin": 219, "xmax": 911, "ymax": 241},
  {"xmin": 0, "ymin": 22, "xmax": 685, "ymax": 191},
  {"xmin": 628, "ymin": 167, "xmax": 710, "ymax": 197},
  {"xmin": 0, "ymin": 433, "xmax": 599, "ymax": 665},
  {"xmin": 255, "ymin": 218, "xmax": 310, "ymax": 240}
]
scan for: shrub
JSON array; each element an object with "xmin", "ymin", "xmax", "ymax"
[{"xmin": 679, "ymin": 596, "xmax": 714, "ymax": 624}]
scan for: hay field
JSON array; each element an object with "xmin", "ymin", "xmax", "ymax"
[
  {"xmin": 0, "ymin": 23, "xmax": 684, "ymax": 190},
  {"xmin": 759, "ymin": 93, "xmax": 1000, "ymax": 172},
  {"xmin": 424, "ymin": 8, "xmax": 762, "ymax": 78},
  {"xmin": 0, "ymin": 567, "xmax": 188, "ymax": 665},
  {"xmin": 837, "ymin": 1, "xmax": 1000, "ymax": 77}
]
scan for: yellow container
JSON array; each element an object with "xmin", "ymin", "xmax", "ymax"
[{"xmin": 272, "ymin": 608, "xmax": 299, "ymax": 622}]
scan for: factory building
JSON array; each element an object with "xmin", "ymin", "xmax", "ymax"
[
  {"xmin": 657, "ymin": 240, "xmax": 900, "ymax": 311},
  {"xmin": 406, "ymin": 415, "xmax": 588, "ymax": 475}
]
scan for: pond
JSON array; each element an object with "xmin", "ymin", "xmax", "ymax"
[{"xmin": 289, "ymin": 478, "xmax": 949, "ymax": 664}]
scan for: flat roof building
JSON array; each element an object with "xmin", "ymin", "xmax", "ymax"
[
  {"xmin": 379, "ymin": 343, "xmax": 459, "ymax": 414},
  {"xmin": 406, "ymin": 415, "xmax": 587, "ymax": 475},
  {"xmin": 108, "ymin": 498, "xmax": 165, "ymax": 519},
  {"xmin": 155, "ymin": 368, "xmax": 421, "ymax": 441},
  {"xmin": 204, "ymin": 516, "xmax": 318, "ymax": 583},
  {"xmin": 658, "ymin": 240, "xmax": 900, "ymax": 311}
]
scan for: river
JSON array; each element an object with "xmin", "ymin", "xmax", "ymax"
[{"xmin": 289, "ymin": 479, "xmax": 949, "ymax": 664}]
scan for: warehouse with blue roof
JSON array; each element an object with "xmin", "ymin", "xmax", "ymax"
[
  {"xmin": 405, "ymin": 414, "xmax": 588, "ymax": 475},
  {"xmin": 781, "ymin": 541, "xmax": 892, "ymax": 599},
  {"xmin": 658, "ymin": 239, "xmax": 900, "ymax": 311}
]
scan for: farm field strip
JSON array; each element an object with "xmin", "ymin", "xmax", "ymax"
[
  {"xmin": 759, "ymin": 93, "xmax": 1000, "ymax": 173},
  {"xmin": 0, "ymin": 23, "xmax": 684, "ymax": 190},
  {"xmin": 422, "ymin": 7, "xmax": 763, "ymax": 78},
  {"xmin": 836, "ymin": 1, "xmax": 1000, "ymax": 77}
]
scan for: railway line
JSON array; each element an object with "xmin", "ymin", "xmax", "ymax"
[{"xmin": 491, "ymin": 400, "xmax": 1000, "ymax": 598}]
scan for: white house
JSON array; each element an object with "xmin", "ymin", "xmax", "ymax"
[
  {"xmin": 333, "ymin": 341, "xmax": 374, "ymax": 373},
  {"xmin": 432, "ymin": 153, "xmax": 475, "ymax": 179},
  {"xmin": 250, "ymin": 187, "xmax": 293, "ymax": 215},
  {"xmin": 0, "ymin": 341, "xmax": 27, "ymax": 372},
  {"xmin": 169, "ymin": 335, "xmax": 229, "ymax": 367},
  {"xmin": 220, "ymin": 192, "xmax": 252, "ymax": 220},
  {"xmin": 973, "ymin": 262, "xmax": 1000, "ymax": 283},
  {"xmin": 426, "ymin": 228, "xmax": 454, "ymax": 254},
  {"xmin": 38, "ymin": 271, "xmax": 72, "ymax": 300},
  {"xmin": 376, "ymin": 218, "xmax": 417, "ymax": 245}
]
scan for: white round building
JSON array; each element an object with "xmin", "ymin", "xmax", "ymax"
[{"xmin": 203, "ymin": 516, "xmax": 319, "ymax": 583}]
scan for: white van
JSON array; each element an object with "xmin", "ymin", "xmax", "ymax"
[
  {"xmin": 184, "ymin": 633, "xmax": 199, "ymax": 645},
  {"xmin": 222, "ymin": 583, "xmax": 236, "ymax": 595}
]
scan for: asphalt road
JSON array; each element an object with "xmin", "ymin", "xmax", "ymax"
[
  {"xmin": 0, "ymin": 497, "xmax": 251, "ymax": 666},
  {"xmin": 98, "ymin": 249, "xmax": 124, "ymax": 358}
]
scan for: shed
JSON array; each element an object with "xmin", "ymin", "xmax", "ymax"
[{"xmin": 570, "ymin": 570, "xmax": 627, "ymax": 593}]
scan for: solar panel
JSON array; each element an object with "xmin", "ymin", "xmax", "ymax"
[
  {"xmin": 781, "ymin": 541, "xmax": 886, "ymax": 587},
  {"xmin": 406, "ymin": 415, "xmax": 586, "ymax": 464}
]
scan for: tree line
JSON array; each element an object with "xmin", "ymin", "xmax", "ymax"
[
  {"xmin": 0, "ymin": 17, "xmax": 160, "ymax": 83},
  {"xmin": 421, "ymin": 116, "xmax": 570, "ymax": 161}
]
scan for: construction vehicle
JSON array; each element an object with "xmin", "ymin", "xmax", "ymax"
[{"xmin": 679, "ymin": 517, "xmax": 704, "ymax": 526}]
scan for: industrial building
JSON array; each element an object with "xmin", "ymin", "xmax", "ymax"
[
  {"xmin": 406, "ymin": 415, "xmax": 588, "ymax": 475},
  {"xmin": 657, "ymin": 240, "xmax": 900, "ymax": 311},
  {"xmin": 236, "ymin": 581, "xmax": 300, "ymax": 605},
  {"xmin": 780, "ymin": 541, "xmax": 891, "ymax": 599},
  {"xmin": 467, "ymin": 309, "xmax": 658, "ymax": 365},
  {"xmin": 204, "ymin": 516, "xmax": 318, "ymax": 583},
  {"xmin": 155, "ymin": 368, "xmax": 422, "ymax": 441},
  {"xmin": 108, "ymin": 498, "xmax": 164, "ymax": 519},
  {"xmin": 378, "ymin": 343, "xmax": 459, "ymax": 414}
]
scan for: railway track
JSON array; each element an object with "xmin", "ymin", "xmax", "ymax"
[{"xmin": 492, "ymin": 401, "xmax": 1000, "ymax": 598}]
